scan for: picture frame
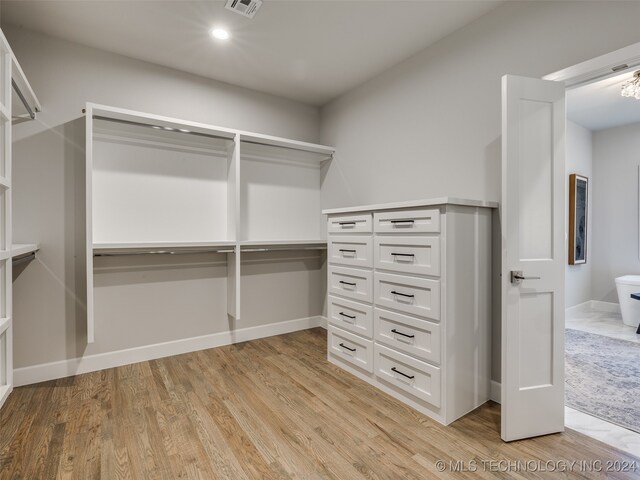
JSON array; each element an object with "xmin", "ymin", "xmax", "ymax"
[{"xmin": 569, "ymin": 173, "xmax": 588, "ymax": 265}]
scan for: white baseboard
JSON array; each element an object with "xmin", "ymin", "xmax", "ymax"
[
  {"xmin": 565, "ymin": 300, "xmax": 593, "ymax": 317},
  {"xmin": 566, "ymin": 300, "xmax": 620, "ymax": 318},
  {"xmin": 490, "ymin": 380, "xmax": 501, "ymax": 404},
  {"xmin": 589, "ymin": 300, "xmax": 621, "ymax": 314},
  {"xmin": 14, "ymin": 315, "xmax": 325, "ymax": 387}
]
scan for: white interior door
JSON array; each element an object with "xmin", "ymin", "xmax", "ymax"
[{"xmin": 501, "ymin": 75, "xmax": 565, "ymax": 441}]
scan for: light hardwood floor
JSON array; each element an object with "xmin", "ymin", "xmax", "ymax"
[{"xmin": 1, "ymin": 328, "xmax": 639, "ymax": 479}]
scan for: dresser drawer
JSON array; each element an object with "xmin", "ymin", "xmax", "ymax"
[
  {"xmin": 375, "ymin": 344, "xmax": 441, "ymax": 408},
  {"xmin": 327, "ymin": 214, "xmax": 372, "ymax": 234},
  {"xmin": 328, "ymin": 325, "xmax": 374, "ymax": 373},
  {"xmin": 329, "ymin": 266, "xmax": 373, "ymax": 303},
  {"xmin": 328, "ymin": 236, "xmax": 373, "ymax": 268},
  {"xmin": 374, "ymin": 308, "xmax": 441, "ymax": 364},
  {"xmin": 374, "ymin": 209, "xmax": 440, "ymax": 234},
  {"xmin": 328, "ymin": 296, "xmax": 373, "ymax": 338},
  {"xmin": 374, "ymin": 272, "xmax": 440, "ymax": 320},
  {"xmin": 374, "ymin": 236, "xmax": 440, "ymax": 276}
]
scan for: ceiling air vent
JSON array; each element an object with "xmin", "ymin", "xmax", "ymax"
[{"xmin": 225, "ymin": 0, "xmax": 263, "ymax": 18}]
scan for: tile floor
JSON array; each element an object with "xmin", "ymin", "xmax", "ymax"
[{"xmin": 565, "ymin": 305, "xmax": 640, "ymax": 457}]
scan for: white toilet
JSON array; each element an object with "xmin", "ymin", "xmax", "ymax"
[{"xmin": 615, "ymin": 275, "xmax": 640, "ymax": 327}]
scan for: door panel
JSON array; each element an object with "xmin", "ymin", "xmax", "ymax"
[{"xmin": 502, "ymin": 75, "xmax": 565, "ymax": 441}]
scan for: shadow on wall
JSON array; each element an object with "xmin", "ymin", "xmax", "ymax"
[
  {"xmin": 485, "ymin": 136, "xmax": 503, "ymax": 384},
  {"xmin": 11, "ymin": 116, "xmax": 89, "ymax": 364}
]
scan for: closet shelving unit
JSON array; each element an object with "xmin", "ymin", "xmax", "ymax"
[
  {"xmin": 85, "ymin": 103, "xmax": 333, "ymax": 343},
  {"xmin": 0, "ymin": 28, "xmax": 41, "ymax": 410}
]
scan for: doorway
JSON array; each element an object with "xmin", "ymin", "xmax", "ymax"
[
  {"xmin": 501, "ymin": 42, "xmax": 640, "ymax": 446},
  {"xmin": 562, "ymin": 67, "xmax": 640, "ymax": 457}
]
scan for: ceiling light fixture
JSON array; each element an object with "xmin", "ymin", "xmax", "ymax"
[
  {"xmin": 621, "ymin": 71, "xmax": 640, "ymax": 99},
  {"xmin": 210, "ymin": 28, "xmax": 230, "ymax": 41}
]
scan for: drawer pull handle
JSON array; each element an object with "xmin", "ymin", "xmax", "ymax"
[
  {"xmin": 339, "ymin": 312, "xmax": 356, "ymax": 319},
  {"xmin": 391, "ymin": 367, "xmax": 414, "ymax": 379},
  {"xmin": 340, "ymin": 280, "xmax": 357, "ymax": 286},
  {"xmin": 391, "ymin": 290, "xmax": 414, "ymax": 298},
  {"xmin": 391, "ymin": 328, "xmax": 415, "ymax": 339},
  {"xmin": 390, "ymin": 219, "xmax": 415, "ymax": 224},
  {"xmin": 339, "ymin": 221, "xmax": 356, "ymax": 226},
  {"xmin": 391, "ymin": 253, "xmax": 415, "ymax": 258},
  {"xmin": 339, "ymin": 249, "xmax": 357, "ymax": 253},
  {"xmin": 339, "ymin": 343, "xmax": 356, "ymax": 352}
]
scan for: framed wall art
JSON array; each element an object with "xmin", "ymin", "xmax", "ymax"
[{"xmin": 569, "ymin": 173, "xmax": 588, "ymax": 265}]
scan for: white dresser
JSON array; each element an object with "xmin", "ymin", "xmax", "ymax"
[{"xmin": 324, "ymin": 198, "xmax": 496, "ymax": 425}]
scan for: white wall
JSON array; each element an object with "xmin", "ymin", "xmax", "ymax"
[
  {"xmin": 592, "ymin": 122, "xmax": 640, "ymax": 303},
  {"xmin": 5, "ymin": 25, "xmax": 324, "ymax": 370},
  {"xmin": 319, "ymin": 1, "xmax": 640, "ymax": 381},
  {"xmin": 565, "ymin": 121, "xmax": 593, "ymax": 307}
]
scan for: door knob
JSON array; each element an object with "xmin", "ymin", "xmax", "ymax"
[{"xmin": 510, "ymin": 270, "xmax": 541, "ymax": 285}]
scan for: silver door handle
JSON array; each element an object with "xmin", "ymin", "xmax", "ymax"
[{"xmin": 510, "ymin": 270, "xmax": 540, "ymax": 285}]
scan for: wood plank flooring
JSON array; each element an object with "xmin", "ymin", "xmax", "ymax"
[{"xmin": 1, "ymin": 327, "xmax": 639, "ymax": 479}]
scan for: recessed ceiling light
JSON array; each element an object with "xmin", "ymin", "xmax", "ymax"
[
  {"xmin": 151, "ymin": 125, "xmax": 162, "ymax": 130},
  {"xmin": 163, "ymin": 126, "xmax": 175, "ymax": 131},
  {"xmin": 178, "ymin": 128, "xmax": 191, "ymax": 133},
  {"xmin": 210, "ymin": 28, "xmax": 230, "ymax": 41}
]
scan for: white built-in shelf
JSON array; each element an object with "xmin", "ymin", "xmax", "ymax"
[
  {"xmin": 322, "ymin": 197, "xmax": 500, "ymax": 215},
  {"xmin": 11, "ymin": 243, "xmax": 39, "ymax": 258},
  {"xmin": 11, "ymin": 50, "xmax": 41, "ymax": 117},
  {"xmin": 0, "ymin": 176, "xmax": 10, "ymax": 189},
  {"xmin": 85, "ymin": 102, "xmax": 335, "ymax": 343},
  {"xmin": 239, "ymin": 132, "xmax": 334, "ymax": 158},
  {"xmin": 239, "ymin": 240, "xmax": 326, "ymax": 250},
  {"xmin": 89, "ymin": 103, "xmax": 237, "ymax": 140}
]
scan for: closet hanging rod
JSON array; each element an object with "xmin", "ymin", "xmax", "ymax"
[
  {"xmin": 12, "ymin": 251, "xmax": 36, "ymax": 266},
  {"xmin": 241, "ymin": 246, "xmax": 326, "ymax": 252},
  {"xmin": 12, "ymin": 79, "xmax": 35, "ymax": 120},
  {"xmin": 87, "ymin": 114, "xmax": 234, "ymax": 142},
  {"xmin": 241, "ymin": 138, "xmax": 334, "ymax": 159},
  {"xmin": 94, "ymin": 248, "xmax": 235, "ymax": 257}
]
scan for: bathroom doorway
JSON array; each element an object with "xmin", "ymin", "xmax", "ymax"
[{"xmin": 563, "ymin": 67, "xmax": 640, "ymax": 456}]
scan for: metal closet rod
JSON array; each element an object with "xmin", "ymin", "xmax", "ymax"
[
  {"xmin": 88, "ymin": 114, "xmax": 233, "ymax": 142},
  {"xmin": 94, "ymin": 248, "xmax": 234, "ymax": 257},
  {"xmin": 12, "ymin": 251, "xmax": 37, "ymax": 265},
  {"xmin": 94, "ymin": 246, "xmax": 326, "ymax": 257},
  {"xmin": 12, "ymin": 79, "xmax": 35, "ymax": 120},
  {"xmin": 241, "ymin": 246, "xmax": 326, "ymax": 252}
]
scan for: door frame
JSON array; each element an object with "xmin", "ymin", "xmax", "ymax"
[
  {"xmin": 515, "ymin": 40, "xmax": 640, "ymax": 431},
  {"xmin": 543, "ymin": 41, "xmax": 640, "ymax": 88}
]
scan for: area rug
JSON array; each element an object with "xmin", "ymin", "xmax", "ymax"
[{"xmin": 565, "ymin": 328, "xmax": 640, "ymax": 433}]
